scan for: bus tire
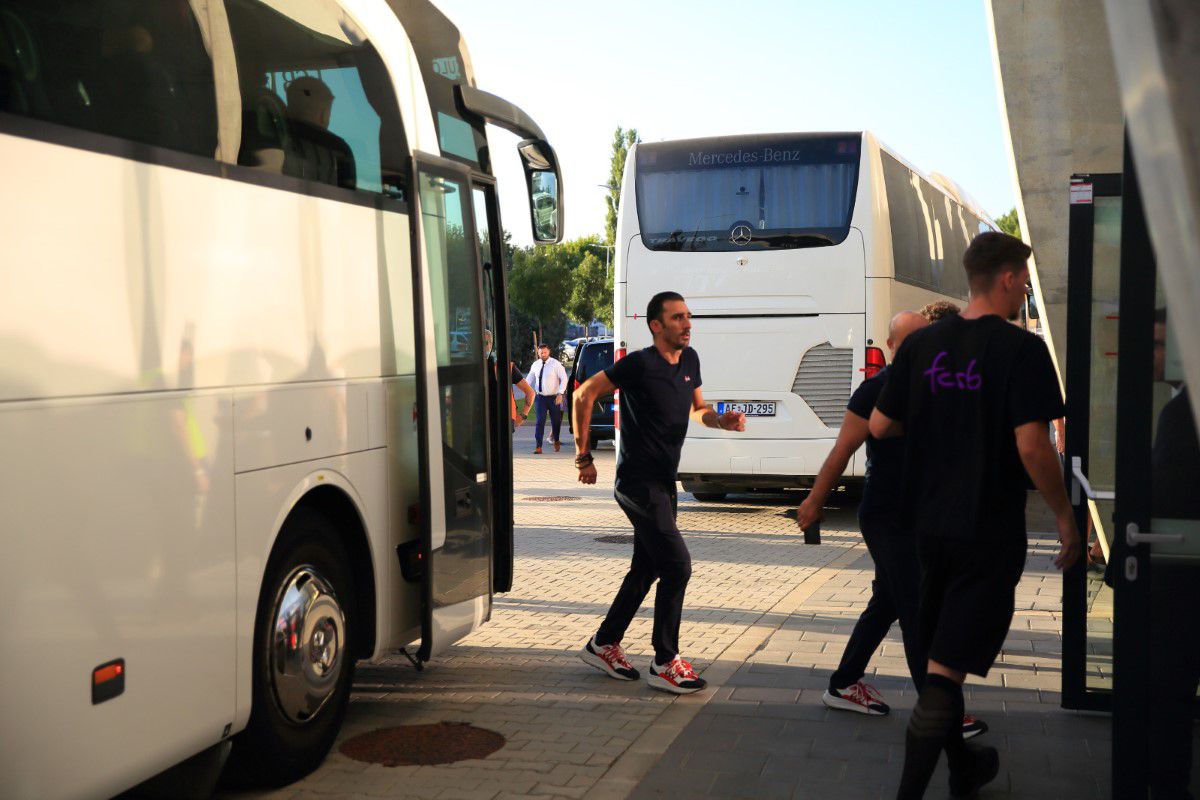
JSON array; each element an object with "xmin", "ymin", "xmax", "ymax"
[
  {"xmin": 691, "ymin": 492, "xmax": 727, "ymax": 502},
  {"xmin": 224, "ymin": 509, "xmax": 356, "ymax": 788}
]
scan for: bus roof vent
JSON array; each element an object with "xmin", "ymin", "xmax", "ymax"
[{"xmin": 790, "ymin": 343, "xmax": 853, "ymax": 427}]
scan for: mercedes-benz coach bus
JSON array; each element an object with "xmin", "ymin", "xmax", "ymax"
[
  {"xmin": 0, "ymin": 1, "xmax": 564, "ymax": 796},
  {"xmin": 614, "ymin": 132, "xmax": 994, "ymax": 500}
]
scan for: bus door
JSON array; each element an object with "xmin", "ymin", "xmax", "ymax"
[
  {"xmin": 413, "ymin": 156, "xmax": 494, "ymax": 660},
  {"xmin": 470, "ymin": 178, "xmax": 514, "ymax": 593}
]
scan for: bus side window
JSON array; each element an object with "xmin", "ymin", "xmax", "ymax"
[
  {"xmin": 225, "ymin": 0, "xmax": 408, "ymax": 201},
  {"xmin": 0, "ymin": 0, "xmax": 218, "ymax": 158}
]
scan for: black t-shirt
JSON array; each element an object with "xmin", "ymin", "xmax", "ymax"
[
  {"xmin": 510, "ymin": 363, "xmax": 524, "ymax": 386},
  {"xmin": 846, "ymin": 366, "xmax": 904, "ymax": 519},
  {"xmin": 606, "ymin": 346, "xmax": 702, "ymax": 481},
  {"xmin": 875, "ymin": 315, "xmax": 1064, "ymax": 541}
]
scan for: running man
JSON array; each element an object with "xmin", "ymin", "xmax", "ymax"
[
  {"xmin": 572, "ymin": 291, "xmax": 746, "ymax": 694},
  {"xmin": 795, "ymin": 304, "xmax": 985, "ymax": 739},
  {"xmin": 869, "ymin": 232, "xmax": 1080, "ymax": 798}
]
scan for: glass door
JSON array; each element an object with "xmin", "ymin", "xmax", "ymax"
[
  {"xmin": 471, "ymin": 180, "xmax": 514, "ymax": 593},
  {"xmin": 1063, "ymin": 173, "xmax": 1122, "ymax": 710},
  {"xmin": 1110, "ymin": 143, "xmax": 1200, "ymax": 798},
  {"xmin": 414, "ymin": 158, "xmax": 493, "ymax": 660}
]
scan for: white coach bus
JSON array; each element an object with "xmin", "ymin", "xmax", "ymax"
[
  {"xmin": 0, "ymin": 1, "xmax": 563, "ymax": 796},
  {"xmin": 614, "ymin": 132, "xmax": 994, "ymax": 500}
]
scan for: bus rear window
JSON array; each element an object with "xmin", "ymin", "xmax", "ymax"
[{"xmin": 634, "ymin": 134, "xmax": 861, "ymax": 252}]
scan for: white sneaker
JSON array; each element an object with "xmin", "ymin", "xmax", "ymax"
[
  {"xmin": 646, "ymin": 656, "xmax": 707, "ymax": 694},
  {"xmin": 579, "ymin": 636, "xmax": 639, "ymax": 680}
]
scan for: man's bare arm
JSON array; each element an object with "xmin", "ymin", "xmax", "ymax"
[
  {"xmin": 869, "ymin": 407, "xmax": 904, "ymax": 439},
  {"xmin": 690, "ymin": 388, "xmax": 746, "ymax": 431},
  {"xmin": 515, "ymin": 378, "xmax": 534, "ymax": 423},
  {"xmin": 801, "ymin": 412, "xmax": 868, "ymax": 513},
  {"xmin": 1016, "ymin": 420, "xmax": 1081, "ymax": 570},
  {"xmin": 573, "ymin": 371, "xmax": 616, "ymax": 455}
]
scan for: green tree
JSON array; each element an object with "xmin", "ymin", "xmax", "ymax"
[
  {"xmin": 605, "ymin": 127, "xmax": 640, "ymax": 245},
  {"xmin": 565, "ymin": 252, "xmax": 614, "ymax": 329},
  {"xmin": 508, "ymin": 244, "xmax": 572, "ymax": 348},
  {"xmin": 996, "ymin": 207, "xmax": 1022, "ymax": 239}
]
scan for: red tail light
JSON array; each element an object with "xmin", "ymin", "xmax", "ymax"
[
  {"xmin": 573, "ymin": 379, "xmax": 580, "ymax": 390},
  {"xmin": 864, "ymin": 346, "xmax": 886, "ymax": 379},
  {"xmin": 614, "ymin": 347, "xmax": 626, "ymax": 362}
]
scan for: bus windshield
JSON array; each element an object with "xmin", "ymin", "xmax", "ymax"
[{"xmin": 634, "ymin": 134, "xmax": 861, "ymax": 252}]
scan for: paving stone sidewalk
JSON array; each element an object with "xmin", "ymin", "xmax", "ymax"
[
  {"xmin": 631, "ymin": 499, "xmax": 1114, "ymax": 800},
  {"xmin": 220, "ymin": 426, "xmax": 867, "ymax": 800}
]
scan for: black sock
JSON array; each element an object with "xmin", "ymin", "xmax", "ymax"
[{"xmin": 897, "ymin": 673, "xmax": 964, "ymax": 799}]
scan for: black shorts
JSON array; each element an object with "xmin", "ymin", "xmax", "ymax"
[{"xmin": 917, "ymin": 534, "xmax": 1027, "ymax": 677}]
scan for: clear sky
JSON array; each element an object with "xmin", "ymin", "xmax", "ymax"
[{"xmin": 435, "ymin": 0, "xmax": 1015, "ymax": 247}]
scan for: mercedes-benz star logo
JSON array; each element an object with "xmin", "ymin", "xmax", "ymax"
[{"xmin": 730, "ymin": 225, "xmax": 753, "ymax": 246}]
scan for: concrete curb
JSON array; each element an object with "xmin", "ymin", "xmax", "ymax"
[{"xmin": 581, "ymin": 542, "xmax": 866, "ymax": 800}]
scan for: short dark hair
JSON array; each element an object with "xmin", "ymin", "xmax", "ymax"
[
  {"xmin": 963, "ymin": 231, "xmax": 1032, "ymax": 290},
  {"xmin": 646, "ymin": 291, "xmax": 684, "ymax": 331},
  {"xmin": 537, "ymin": 342, "xmax": 550, "ymax": 351}
]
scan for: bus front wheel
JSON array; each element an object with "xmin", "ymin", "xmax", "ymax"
[{"xmin": 225, "ymin": 509, "xmax": 356, "ymax": 787}]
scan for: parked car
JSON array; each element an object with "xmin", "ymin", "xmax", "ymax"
[
  {"xmin": 560, "ymin": 336, "xmax": 585, "ymax": 363},
  {"xmin": 565, "ymin": 338, "xmax": 615, "ymax": 447}
]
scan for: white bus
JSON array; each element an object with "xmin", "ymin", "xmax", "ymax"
[
  {"xmin": 0, "ymin": 1, "xmax": 563, "ymax": 796},
  {"xmin": 614, "ymin": 132, "xmax": 995, "ymax": 500}
]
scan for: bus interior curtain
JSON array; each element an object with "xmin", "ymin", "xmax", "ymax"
[{"xmin": 188, "ymin": 0, "xmax": 241, "ymax": 163}]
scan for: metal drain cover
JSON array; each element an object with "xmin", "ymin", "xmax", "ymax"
[
  {"xmin": 340, "ymin": 722, "xmax": 505, "ymax": 766},
  {"xmin": 523, "ymin": 495, "xmax": 580, "ymax": 502},
  {"xmin": 595, "ymin": 534, "xmax": 634, "ymax": 544}
]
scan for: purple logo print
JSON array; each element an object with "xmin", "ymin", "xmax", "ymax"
[{"xmin": 924, "ymin": 351, "xmax": 983, "ymax": 394}]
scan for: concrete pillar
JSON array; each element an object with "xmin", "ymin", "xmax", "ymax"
[{"xmin": 987, "ymin": 0, "xmax": 1124, "ymax": 374}]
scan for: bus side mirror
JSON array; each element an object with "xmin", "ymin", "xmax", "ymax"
[{"xmin": 518, "ymin": 138, "xmax": 564, "ymax": 244}]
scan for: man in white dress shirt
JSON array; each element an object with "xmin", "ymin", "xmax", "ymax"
[{"xmin": 526, "ymin": 343, "xmax": 569, "ymax": 454}]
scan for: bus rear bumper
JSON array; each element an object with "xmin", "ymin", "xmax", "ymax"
[{"xmin": 677, "ymin": 436, "xmax": 863, "ymax": 491}]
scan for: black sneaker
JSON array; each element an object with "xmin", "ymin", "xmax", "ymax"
[
  {"xmin": 647, "ymin": 656, "xmax": 706, "ymax": 694},
  {"xmin": 949, "ymin": 742, "xmax": 1000, "ymax": 798},
  {"xmin": 962, "ymin": 714, "xmax": 989, "ymax": 740},
  {"xmin": 821, "ymin": 680, "xmax": 890, "ymax": 716},
  {"xmin": 579, "ymin": 636, "xmax": 639, "ymax": 681}
]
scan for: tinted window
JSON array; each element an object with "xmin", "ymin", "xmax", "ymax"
[
  {"xmin": 225, "ymin": 0, "xmax": 407, "ymax": 199},
  {"xmin": 0, "ymin": 0, "xmax": 217, "ymax": 157},
  {"xmin": 634, "ymin": 134, "xmax": 861, "ymax": 252},
  {"xmin": 882, "ymin": 152, "xmax": 983, "ymax": 300},
  {"xmin": 576, "ymin": 342, "xmax": 613, "ymax": 383}
]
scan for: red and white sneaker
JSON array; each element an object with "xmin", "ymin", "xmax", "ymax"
[
  {"xmin": 822, "ymin": 680, "xmax": 890, "ymax": 716},
  {"xmin": 962, "ymin": 714, "xmax": 989, "ymax": 740},
  {"xmin": 647, "ymin": 656, "xmax": 707, "ymax": 694},
  {"xmin": 580, "ymin": 636, "xmax": 639, "ymax": 681}
]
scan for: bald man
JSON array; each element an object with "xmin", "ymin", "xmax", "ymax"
[{"xmin": 796, "ymin": 307, "xmax": 985, "ymax": 738}]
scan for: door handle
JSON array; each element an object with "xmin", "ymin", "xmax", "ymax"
[
  {"xmin": 1070, "ymin": 456, "xmax": 1116, "ymax": 504},
  {"xmin": 1126, "ymin": 522, "xmax": 1185, "ymax": 546}
]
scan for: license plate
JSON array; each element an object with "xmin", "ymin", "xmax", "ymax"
[{"xmin": 716, "ymin": 401, "xmax": 776, "ymax": 417}]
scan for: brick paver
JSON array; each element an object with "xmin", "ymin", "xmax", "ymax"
[
  {"xmin": 630, "ymin": 497, "xmax": 1121, "ymax": 800},
  {"xmin": 220, "ymin": 427, "xmax": 864, "ymax": 800}
]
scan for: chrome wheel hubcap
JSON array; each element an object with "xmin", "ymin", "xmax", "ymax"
[{"xmin": 270, "ymin": 565, "xmax": 345, "ymax": 723}]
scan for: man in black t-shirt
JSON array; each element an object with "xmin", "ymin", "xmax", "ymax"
[
  {"xmin": 570, "ymin": 291, "xmax": 746, "ymax": 694},
  {"xmin": 795, "ymin": 306, "xmax": 983, "ymax": 739},
  {"xmin": 869, "ymin": 232, "xmax": 1080, "ymax": 799}
]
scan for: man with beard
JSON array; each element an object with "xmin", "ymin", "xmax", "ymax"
[
  {"xmin": 571, "ymin": 291, "xmax": 746, "ymax": 693},
  {"xmin": 869, "ymin": 232, "xmax": 1080, "ymax": 798}
]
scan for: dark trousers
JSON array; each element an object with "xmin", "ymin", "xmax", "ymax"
[
  {"xmin": 829, "ymin": 514, "xmax": 927, "ymax": 691},
  {"xmin": 1149, "ymin": 562, "xmax": 1200, "ymax": 798},
  {"xmin": 596, "ymin": 479, "xmax": 692, "ymax": 664},
  {"xmin": 534, "ymin": 394, "xmax": 562, "ymax": 448}
]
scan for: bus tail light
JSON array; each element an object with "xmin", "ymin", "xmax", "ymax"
[
  {"xmin": 864, "ymin": 346, "xmax": 886, "ymax": 379},
  {"xmin": 615, "ymin": 346, "xmax": 626, "ymax": 362},
  {"xmin": 573, "ymin": 379, "xmax": 580, "ymax": 390}
]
